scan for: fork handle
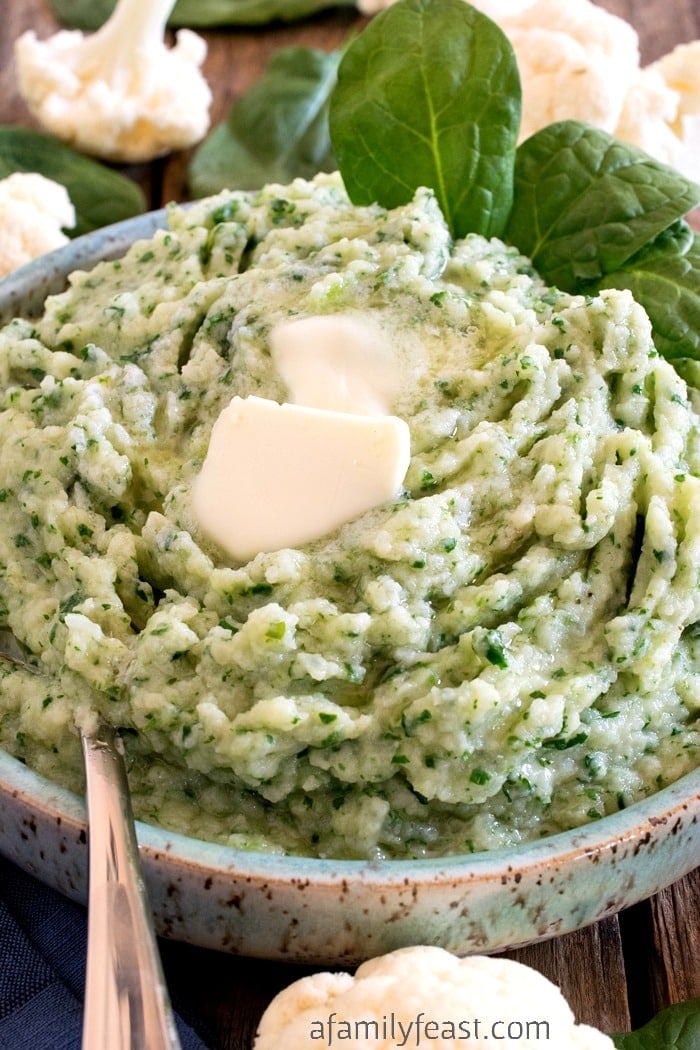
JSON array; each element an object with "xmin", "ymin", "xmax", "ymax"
[{"xmin": 81, "ymin": 720, "xmax": 181, "ymax": 1050}]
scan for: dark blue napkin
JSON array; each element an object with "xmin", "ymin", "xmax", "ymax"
[{"xmin": 0, "ymin": 856, "xmax": 210, "ymax": 1050}]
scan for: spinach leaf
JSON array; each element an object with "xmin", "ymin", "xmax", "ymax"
[
  {"xmin": 328, "ymin": 0, "xmax": 521, "ymax": 239},
  {"xmin": 50, "ymin": 0, "xmax": 353, "ymax": 30},
  {"xmin": 172, "ymin": 0, "xmax": 354, "ymax": 25},
  {"xmin": 49, "ymin": 0, "xmax": 114, "ymax": 29},
  {"xmin": 189, "ymin": 47, "xmax": 339, "ymax": 198},
  {"xmin": 504, "ymin": 121, "xmax": 700, "ymax": 292},
  {"xmin": 0, "ymin": 127, "xmax": 146, "ymax": 237},
  {"xmin": 612, "ymin": 998, "xmax": 700, "ymax": 1050},
  {"xmin": 594, "ymin": 221, "xmax": 700, "ymax": 363}
]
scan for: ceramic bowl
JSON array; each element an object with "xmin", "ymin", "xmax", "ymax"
[{"xmin": 0, "ymin": 215, "xmax": 698, "ymax": 965}]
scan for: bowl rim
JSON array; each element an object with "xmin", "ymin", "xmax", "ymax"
[
  {"xmin": 1, "ymin": 207, "xmax": 699, "ymax": 890},
  {"xmin": 2, "ymin": 743, "xmax": 698, "ymax": 884}
]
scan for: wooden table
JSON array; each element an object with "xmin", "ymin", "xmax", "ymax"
[{"xmin": 1, "ymin": 1, "xmax": 699, "ymax": 1046}]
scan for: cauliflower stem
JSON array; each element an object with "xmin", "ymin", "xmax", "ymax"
[
  {"xmin": 66, "ymin": 0, "xmax": 178, "ymax": 86},
  {"xmin": 15, "ymin": 0, "xmax": 212, "ymax": 163}
]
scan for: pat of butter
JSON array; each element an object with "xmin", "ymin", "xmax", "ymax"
[
  {"xmin": 271, "ymin": 314, "xmax": 402, "ymax": 416},
  {"xmin": 193, "ymin": 396, "xmax": 410, "ymax": 562}
]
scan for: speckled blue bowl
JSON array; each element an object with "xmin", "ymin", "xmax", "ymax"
[{"xmin": 0, "ymin": 216, "xmax": 698, "ymax": 965}]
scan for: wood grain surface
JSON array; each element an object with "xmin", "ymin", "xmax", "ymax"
[{"xmin": 1, "ymin": 1, "xmax": 699, "ymax": 1046}]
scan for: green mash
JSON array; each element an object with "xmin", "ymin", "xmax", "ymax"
[{"xmin": 0, "ymin": 173, "xmax": 698, "ymax": 858}]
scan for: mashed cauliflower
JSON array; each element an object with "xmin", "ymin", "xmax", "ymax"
[{"xmin": 0, "ymin": 174, "xmax": 697, "ymax": 858}]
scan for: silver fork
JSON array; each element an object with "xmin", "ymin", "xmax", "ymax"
[
  {"xmin": 0, "ymin": 629, "xmax": 181, "ymax": 1050},
  {"xmin": 81, "ymin": 717, "xmax": 182, "ymax": 1050}
]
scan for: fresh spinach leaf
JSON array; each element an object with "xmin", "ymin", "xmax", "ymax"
[
  {"xmin": 671, "ymin": 356, "xmax": 700, "ymax": 389},
  {"xmin": 172, "ymin": 0, "xmax": 354, "ymax": 25},
  {"xmin": 612, "ymin": 998, "xmax": 700, "ymax": 1050},
  {"xmin": 504, "ymin": 120, "xmax": 700, "ymax": 292},
  {"xmin": 328, "ymin": 0, "xmax": 521, "ymax": 239},
  {"xmin": 640, "ymin": 217, "xmax": 697, "ymax": 259},
  {"xmin": 594, "ymin": 221, "xmax": 700, "ymax": 363},
  {"xmin": 189, "ymin": 47, "xmax": 339, "ymax": 198},
  {"xmin": 50, "ymin": 0, "xmax": 354, "ymax": 30},
  {"xmin": 49, "ymin": 0, "xmax": 114, "ymax": 29},
  {"xmin": 0, "ymin": 127, "xmax": 146, "ymax": 237}
]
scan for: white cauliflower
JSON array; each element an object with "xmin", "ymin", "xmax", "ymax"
[
  {"xmin": 615, "ymin": 67, "xmax": 688, "ymax": 172},
  {"xmin": 493, "ymin": 2, "xmax": 700, "ymax": 180},
  {"xmin": 14, "ymin": 0, "xmax": 212, "ymax": 163},
  {"xmin": 646, "ymin": 42, "xmax": 700, "ymax": 181},
  {"xmin": 478, "ymin": 0, "xmax": 640, "ymax": 141},
  {"xmin": 0, "ymin": 172, "xmax": 75, "ymax": 278},
  {"xmin": 253, "ymin": 946, "xmax": 615, "ymax": 1049},
  {"xmin": 613, "ymin": 42, "xmax": 700, "ymax": 182},
  {"xmin": 659, "ymin": 42, "xmax": 700, "ymax": 123}
]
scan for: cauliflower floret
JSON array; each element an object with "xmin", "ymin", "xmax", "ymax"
[
  {"xmin": 492, "ymin": 3, "xmax": 700, "ymax": 179},
  {"xmin": 14, "ymin": 0, "xmax": 212, "ymax": 163},
  {"xmin": 649, "ymin": 42, "xmax": 700, "ymax": 181},
  {"xmin": 492, "ymin": 0, "xmax": 640, "ymax": 141},
  {"xmin": 613, "ymin": 42, "xmax": 700, "ymax": 183},
  {"xmin": 614, "ymin": 67, "xmax": 687, "ymax": 171},
  {"xmin": 253, "ymin": 946, "xmax": 615, "ymax": 1049},
  {"xmin": 0, "ymin": 172, "xmax": 75, "ymax": 278},
  {"xmin": 658, "ymin": 41, "xmax": 700, "ymax": 125}
]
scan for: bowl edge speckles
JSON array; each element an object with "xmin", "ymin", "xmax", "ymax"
[
  {"xmin": 0, "ymin": 217, "xmax": 698, "ymax": 964},
  {"xmin": 0, "ymin": 745, "xmax": 698, "ymax": 964}
]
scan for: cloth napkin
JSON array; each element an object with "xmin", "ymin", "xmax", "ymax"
[{"xmin": 0, "ymin": 855, "xmax": 210, "ymax": 1050}]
